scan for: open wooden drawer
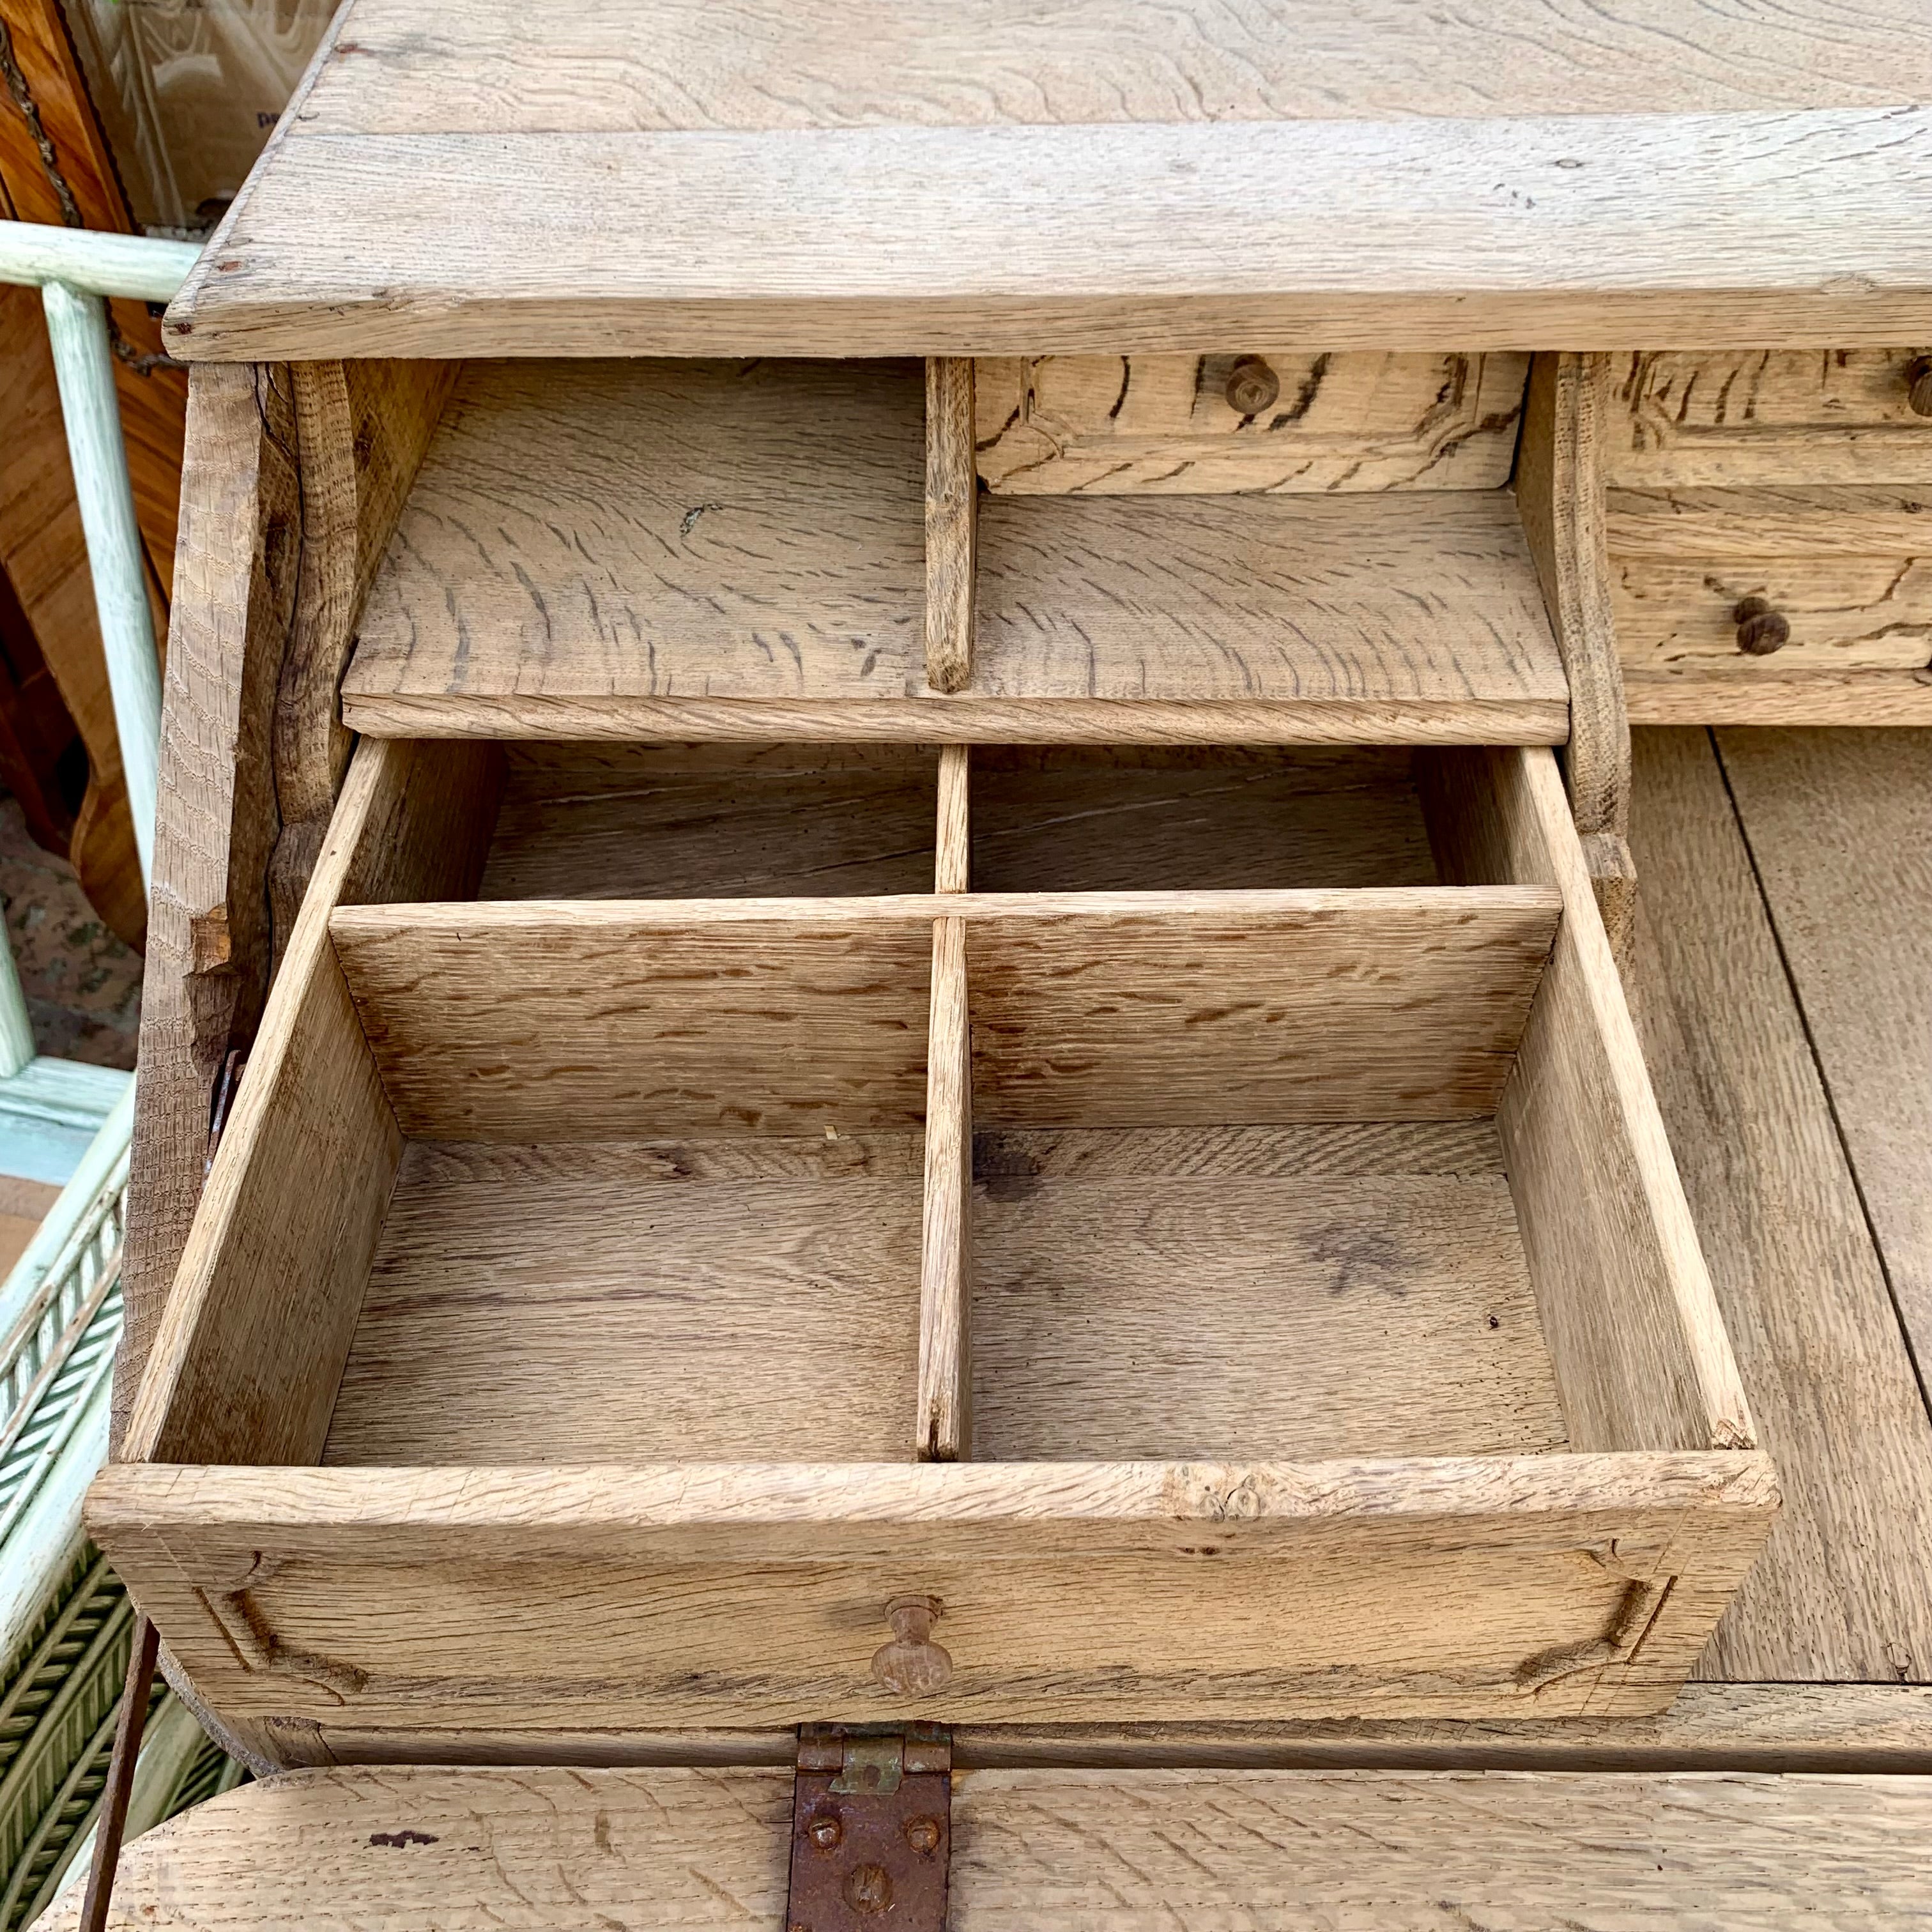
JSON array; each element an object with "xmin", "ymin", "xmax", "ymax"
[{"xmin": 90, "ymin": 739, "xmax": 1773, "ymax": 1761}]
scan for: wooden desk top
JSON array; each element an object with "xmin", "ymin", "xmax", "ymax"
[{"xmin": 166, "ymin": 0, "xmax": 1932, "ymax": 361}]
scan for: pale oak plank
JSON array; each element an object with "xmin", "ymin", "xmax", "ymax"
[{"xmin": 43, "ymin": 1763, "xmax": 1932, "ymax": 1930}]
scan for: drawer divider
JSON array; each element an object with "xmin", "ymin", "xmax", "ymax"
[
  {"xmin": 925, "ymin": 358, "xmax": 977, "ymax": 694},
  {"xmin": 918, "ymin": 915, "xmax": 973, "ymax": 1463}
]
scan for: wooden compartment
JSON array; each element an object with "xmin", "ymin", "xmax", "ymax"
[
  {"xmin": 93, "ymin": 739, "xmax": 1774, "ymax": 1759},
  {"xmin": 338, "ymin": 356, "xmax": 1568, "ymax": 746},
  {"xmin": 1603, "ymin": 349, "xmax": 1932, "ymax": 722}
]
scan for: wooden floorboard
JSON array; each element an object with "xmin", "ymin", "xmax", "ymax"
[
  {"xmin": 51, "ymin": 1763, "xmax": 1932, "ymax": 1929},
  {"xmin": 1716, "ymin": 727, "xmax": 1932, "ymax": 1399},
  {"xmin": 1625, "ymin": 727, "xmax": 1932, "ymax": 1685}
]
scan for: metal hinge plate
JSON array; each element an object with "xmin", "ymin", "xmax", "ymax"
[{"xmin": 786, "ymin": 1724, "xmax": 951, "ymax": 1932}]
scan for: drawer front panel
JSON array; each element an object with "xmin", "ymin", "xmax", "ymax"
[
  {"xmin": 1614, "ymin": 553, "xmax": 1932, "ymax": 674},
  {"xmin": 975, "ymin": 352, "xmax": 1529, "ymax": 494},
  {"xmin": 1606, "ymin": 350, "xmax": 1932, "ymax": 487}
]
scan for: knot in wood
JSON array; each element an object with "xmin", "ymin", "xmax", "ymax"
[
  {"xmin": 1225, "ymin": 356, "xmax": 1280, "ymax": 416},
  {"xmin": 1732, "ymin": 595, "xmax": 1791, "ymax": 656},
  {"xmin": 871, "ymin": 1595, "xmax": 953, "ymax": 1696}
]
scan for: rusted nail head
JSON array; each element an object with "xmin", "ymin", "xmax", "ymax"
[
  {"xmin": 807, "ymin": 1812, "xmax": 843, "ymax": 1850},
  {"xmin": 843, "ymin": 1864, "xmax": 894, "ymax": 1915},
  {"xmin": 1731, "ymin": 595, "xmax": 1791, "ymax": 656},
  {"xmin": 1906, "ymin": 356, "xmax": 1932, "ymax": 419},
  {"xmin": 903, "ymin": 1816, "xmax": 943, "ymax": 1855}
]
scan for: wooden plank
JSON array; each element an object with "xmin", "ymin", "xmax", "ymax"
[
  {"xmin": 1613, "ymin": 552, "xmax": 1932, "ymax": 675},
  {"xmin": 330, "ymin": 889, "xmax": 1559, "ymax": 1141},
  {"xmin": 970, "ymin": 746, "xmax": 1436, "ymax": 892},
  {"xmin": 963, "ymin": 889, "xmax": 1558, "ymax": 1128},
  {"xmin": 972, "ymin": 1132, "xmax": 1570, "ymax": 1464},
  {"xmin": 1715, "ymin": 728, "xmax": 1932, "ymax": 1462},
  {"xmin": 975, "ymin": 352, "xmax": 1529, "ymax": 494},
  {"xmin": 249, "ymin": 1682, "xmax": 1932, "ymax": 1775},
  {"xmin": 123, "ymin": 738, "xmax": 501, "ymax": 1467},
  {"xmin": 918, "ymin": 917, "xmax": 972, "ymax": 1460},
  {"xmin": 270, "ymin": 0, "xmax": 1932, "ymax": 134},
  {"xmin": 330, "ymin": 899, "xmax": 939, "ymax": 1142},
  {"xmin": 971, "ymin": 491, "xmax": 1566, "ymax": 705},
  {"xmin": 342, "ymin": 687, "xmax": 1570, "ymax": 747},
  {"xmin": 933, "ymin": 744, "xmax": 969, "ymax": 892},
  {"xmin": 924, "ymin": 357, "xmax": 975, "ymax": 693},
  {"xmin": 1625, "ymin": 668, "xmax": 1932, "ymax": 725},
  {"xmin": 114, "ymin": 364, "xmax": 298, "ymax": 1457},
  {"xmin": 1609, "ymin": 486, "xmax": 1932, "ymax": 557},
  {"xmin": 480, "ymin": 743, "xmax": 939, "ymax": 901},
  {"xmin": 270, "ymin": 358, "xmax": 457, "ymax": 949},
  {"xmin": 321, "ymin": 1141, "xmax": 923, "ymax": 1466},
  {"xmin": 956, "ymin": 1684, "xmax": 1932, "ymax": 1773},
  {"xmin": 1623, "ymin": 727, "xmax": 1932, "ymax": 1686},
  {"xmin": 346, "ymin": 357, "xmax": 925, "ymax": 709},
  {"xmin": 42, "ymin": 1762, "xmax": 1932, "ymax": 1930},
  {"xmin": 49, "ymin": 1761, "xmax": 1932, "ymax": 1932},
  {"xmin": 88, "ymin": 1451, "xmax": 1774, "ymax": 1729},
  {"xmin": 1604, "ymin": 350, "xmax": 1932, "ymax": 488},
  {"xmin": 1419, "ymin": 747, "xmax": 1752, "ymax": 1459},
  {"xmin": 165, "ymin": 107, "xmax": 1932, "ymax": 359}
]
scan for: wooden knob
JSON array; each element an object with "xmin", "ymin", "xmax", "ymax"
[
  {"xmin": 1225, "ymin": 356, "xmax": 1280, "ymax": 416},
  {"xmin": 1733, "ymin": 595, "xmax": 1791, "ymax": 656},
  {"xmin": 871, "ymin": 1595, "xmax": 952, "ymax": 1696},
  {"xmin": 1909, "ymin": 357, "xmax": 1932, "ymax": 419}
]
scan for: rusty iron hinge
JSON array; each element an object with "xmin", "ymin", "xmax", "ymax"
[{"xmin": 787, "ymin": 1725, "xmax": 951, "ymax": 1932}]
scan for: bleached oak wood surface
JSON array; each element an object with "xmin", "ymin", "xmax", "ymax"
[
  {"xmin": 343, "ymin": 360, "xmax": 1568, "ymax": 743},
  {"xmin": 163, "ymin": 0, "xmax": 1932, "ymax": 358},
  {"xmin": 974, "ymin": 352, "xmax": 1529, "ymax": 494},
  {"xmin": 49, "ymin": 1763, "xmax": 1932, "ymax": 1930},
  {"xmin": 1625, "ymin": 730, "xmax": 1932, "ymax": 1688}
]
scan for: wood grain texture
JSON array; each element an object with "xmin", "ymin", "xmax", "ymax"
[
  {"xmin": 1614, "ymin": 552, "xmax": 1932, "ymax": 675},
  {"xmin": 1419, "ymin": 747, "xmax": 1752, "ymax": 1457},
  {"xmin": 972, "ymin": 1139, "xmax": 1569, "ymax": 1464},
  {"xmin": 270, "ymin": 358, "xmax": 457, "ymax": 950},
  {"xmin": 1717, "ymin": 730, "xmax": 1932, "ymax": 1466},
  {"xmin": 1608, "ymin": 485, "xmax": 1932, "ymax": 558},
  {"xmin": 330, "ymin": 898, "xmax": 939, "ymax": 1142},
  {"xmin": 321, "ymin": 1140, "xmax": 923, "ymax": 1466},
  {"xmin": 964, "ymin": 891, "xmax": 1556, "ymax": 1127},
  {"xmin": 970, "ymin": 746, "xmax": 1436, "ymax": 893},
  {"xmin": 167, "ymin": 100, "xmax": 1932, "ymax": 358},
  {"xmin": 480, "ymin": 743, "xmax": 939, "ymax": 900},
  {"xmin": 934, "ymin": 744, "xmax": 970, "ymax": 892},
  {"xmin": 975, "ymin": 353, "xmax": 1529, "ymax": 494},
  {"xmin": 924, "ymin": 357, "xmax": 976, "ymax": 692},
  {"xmin": 1514, "ymin": 354, "xmax": 1629, "ymax": 850},
  {"xmin": 114, "ymin": 364, "xmax": 300, "ymax": 1457},
  {"xmin": 43, "ymin": 1763, "xmax": 1932, "ymax": 1931},
  {"xmin": 344, "ymin": 360, "xmax": 1570, "ymax": 740},
  {"xmin": 955, "ymin": 1683, "xmax": 1932, "ymax": 1772},
  {"xmin": 919, "ymin": 918, "xmax": 972, "ymax": 1460},
  {"xmin": 328, "ymin": 889, "xmax": 1556, "ymax": 1140},
  {"xmin": 971, "ymin": 491, "xmax": 1566, "ymax": 705},
  {"xmin": 88, "ymin": 1452, "xmax": 1775, "ymax": 1729},
  {"xmin": 341, "ymin": 688, "xmax": 1571, "ymax": 747},
  {"xmin": 260, "ymin": 0, "xmax": 1932, "ymax": 134},
  {"xmin": 123, "ymin": 739, "xmax": 501, "ymax": 1467},
  {"xmin": 1604, "ymin": 350, "xmax": 1932, "ymax": 488},
  {"xmin": 1624, "ymin": 668, "xmax": 1932, "ymax": 724},
  {"xmin": 1624, "ymin": 728, "xmax": 1932, "ymax": 1687},
  {"xmin": 348, "ymin": 357, "xmax": 924, "ymax": 707}
]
